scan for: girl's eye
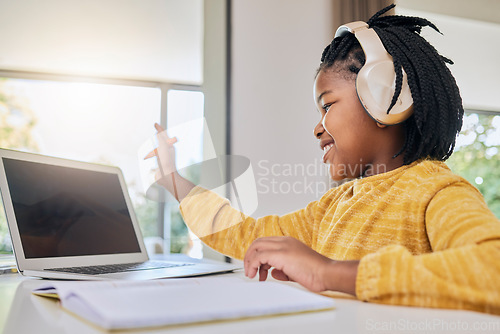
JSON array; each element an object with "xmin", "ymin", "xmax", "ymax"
[{"xmin": 322, "ymin": 104, "xmax": 332, "ymax": 112}]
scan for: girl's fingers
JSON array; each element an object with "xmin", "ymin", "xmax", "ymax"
[
  {"xmin": 244, "ymin": 238, "xmax": 281, "ymax": 277},
  {"xmin": 271, "ymin": 269, "xmax": 290, "ymax": 281},
  {"xmin": 144, "ymin": 138, "xmax": 177, "ymax": 160},
  {"xmin": 144, "ymin": 123, "xmax": 178, "ymax": 160},
  {"xmin": 154, "ymin": 123, "xmax": 165, "ymax": 132},
  {"xmin": 156, "ymin": 124, "xmax": 178, "ymax": 145},
  {"xmin": 144, "ymin": 148, "xmax": 158, "ymax": 160},
  {"xmin": 245, "ymin": 248, "xmax": 280, "ymax": 279},
  {"xmin": 258, "ymin": 264, "xmax": 272, "ymax": 281}
]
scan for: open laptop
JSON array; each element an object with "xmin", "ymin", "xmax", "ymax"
[{"xmin": 0, "ymin": 148, "xmax": 239, "ymax": 280}]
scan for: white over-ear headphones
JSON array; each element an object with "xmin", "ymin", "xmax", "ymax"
[{"xmin": 335, "ymin": 21, "xmax": 413, "ymax": 125}]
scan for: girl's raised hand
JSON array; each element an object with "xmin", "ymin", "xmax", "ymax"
[{"xmin": 144, "ymin": 123, "xmax": 178, "ymax": 185}]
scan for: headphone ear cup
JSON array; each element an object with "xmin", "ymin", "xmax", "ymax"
[
  {"xmin": 335, "ymin": 22, "xmax": 414, "ymax": 125},
  {"xmin": 356, "ymin": 60, "xmax": 413, "ymax": 125}
]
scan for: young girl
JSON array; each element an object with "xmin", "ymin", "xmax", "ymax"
[{"xmin": 148, "ymin": 5, "xmax": 500, "ymax": 314}]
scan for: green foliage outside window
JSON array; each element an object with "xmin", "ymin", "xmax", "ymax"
[
  {"xmin": 0, "ymin": 79, "xmax": 39, "ymax": 253},
  {"xmin": 447, "ymin": 113, "xmax": 500, "ymax": 218}
]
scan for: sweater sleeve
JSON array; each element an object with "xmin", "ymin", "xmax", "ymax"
[
  {"xmin": 179, "ymin": 186, "xmax": 320, "ymax": 260},
  {"xmin": 356, "ymin": 181, "xmax": 500, "ymax": 314}
]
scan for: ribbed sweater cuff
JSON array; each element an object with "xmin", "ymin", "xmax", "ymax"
[
  {"xmin": 356, "ymin": 252, "xmax": 382, "ymax": 301},
  {"xmin": 356, "ymin": 245, "xmax": 409, "ymax": 301}
]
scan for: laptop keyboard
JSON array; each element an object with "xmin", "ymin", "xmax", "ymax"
[{"xmin": 46, "ymin": 261, "xmax": 194, "ymax": 275}]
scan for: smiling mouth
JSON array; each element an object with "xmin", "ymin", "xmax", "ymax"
[{"xmin": 322, "ymin": 143, "xmax": 334, "ymax": 163}]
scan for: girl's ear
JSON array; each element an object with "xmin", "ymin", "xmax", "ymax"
[{"xmin": 376, "ymin": 122, "xmax": 387, "ymax": 128}]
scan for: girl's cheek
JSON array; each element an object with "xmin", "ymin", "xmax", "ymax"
[{"xmin": 322, "ymin": 116, "xmax": 334, "ymax": 137}]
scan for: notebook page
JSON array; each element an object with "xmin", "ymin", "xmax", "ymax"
[{"xmin": 35, "ymin": 279, "xmax": 335, "ymax": 329}]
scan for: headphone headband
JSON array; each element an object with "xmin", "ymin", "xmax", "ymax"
[{"xmin": 335, "ymin": 21, "xmax": 369, "ymax": 37}]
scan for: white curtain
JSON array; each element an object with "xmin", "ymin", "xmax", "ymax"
[{"xmin": 333, "ymin": 0, "xmax": 393, "ymax": 25}]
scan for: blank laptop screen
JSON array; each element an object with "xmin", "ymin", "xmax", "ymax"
[{"xmin": 2, "ymin": 158, "xmax": 141, "ymax": 258}]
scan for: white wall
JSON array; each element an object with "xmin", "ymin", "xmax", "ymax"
[
  {"xmin": 396, "ymin": 7, "xmax": 500, "ymax": 112},
  {"xmin": 229, "ymin": 1, "xmax": 500, "ymax": 219},
  {"xmin": 230, "ymin": 0, "xmax": 335, "ymax": 216}
]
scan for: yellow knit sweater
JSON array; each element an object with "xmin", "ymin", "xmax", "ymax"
[{"xmin": 179, "ymin": 160, "xmax": 500, "ymax": 314}]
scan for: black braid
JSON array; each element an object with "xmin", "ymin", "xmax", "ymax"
[{"xmin": 317, "ymin": 3, "xmax": 464, "ymax": 164}]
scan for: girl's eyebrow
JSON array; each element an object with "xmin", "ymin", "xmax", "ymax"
[{"xmin": 316, "ymin": 90, "xmax": 332, "ymax": 103}]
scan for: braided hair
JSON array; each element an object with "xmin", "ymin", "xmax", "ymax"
[{"xmin": 318, "ymin": 4, "xmax": 464, "ymax": 164}]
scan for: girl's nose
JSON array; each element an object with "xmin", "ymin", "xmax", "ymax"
[{"xmin": 314, "ymin": 119, "xmax": 325, "ymax": 139}]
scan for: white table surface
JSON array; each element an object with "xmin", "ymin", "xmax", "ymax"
[{"xmin": 1, "ymin": 264, "xmax": 500, "ymax": 334}]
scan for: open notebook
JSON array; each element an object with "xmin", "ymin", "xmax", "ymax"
[{"xmin": 32, "ymin": 277, "xmax": 336, "ymax": 330}]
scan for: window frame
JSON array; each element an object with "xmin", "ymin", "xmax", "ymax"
[
  {"xmin": 464, "ymin": 108, "xmax": 500, "ymax": 117},
  {"xmin": 0, "ymin": 69, "xmax": 202, "ymax": 253}
]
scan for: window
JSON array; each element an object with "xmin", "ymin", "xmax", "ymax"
[
  {"xmin": 0, "ymin": 0, "xmax": 218, "ymax": 259},
  {"xmin": 395, "ymin": 5, "xmax": 500, "ymax": 218},
  {"xmin": 0, "ymin": 77, "xmax": 203, "ymax": 255},
  {"xmin": 156, "ymin": 89, "xmax": 205, "ymax": 257},
  {"xmin": 447, "ymin": 112, "xmax": 500, "ymax": 218}
]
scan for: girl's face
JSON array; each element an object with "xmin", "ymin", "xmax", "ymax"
[{"xmin": 313, "ymin": 69, "xmax": 404, "ymax": 181}]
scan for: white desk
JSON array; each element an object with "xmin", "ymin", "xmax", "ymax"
[{"xmin": 1, "ymin": 268, "xmax": 500, "ymax": 333}]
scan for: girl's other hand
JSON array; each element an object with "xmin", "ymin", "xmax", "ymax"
[{"xmin": 243, "ymin": 236, "xmax": 358, "ymax": 295}]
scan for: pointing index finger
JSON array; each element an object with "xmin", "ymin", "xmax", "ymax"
[{"xmin": 154, "ymin": 123, "xmax": 165, "ymax": 132}]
